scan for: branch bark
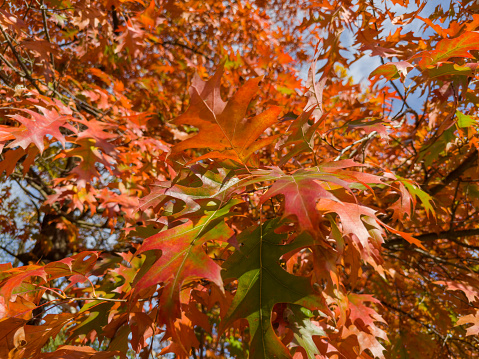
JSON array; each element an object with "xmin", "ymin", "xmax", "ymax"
[
  {"xmin": 384, "ymin": 228, "xmax": 479, "ymax": 249},
  {"xmin": 427, "ymin": 148, "xmax": 478, "ymax": 196}
]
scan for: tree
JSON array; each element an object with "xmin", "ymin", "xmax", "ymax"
[{"xmin": 1, "ymin": 0, "xmax": 479, "ymax": 357}]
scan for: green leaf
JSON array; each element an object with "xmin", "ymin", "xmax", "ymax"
[
  {"xmin": 220, "ymin": 220, "xmax": 325, "ymax": 359},
  {"xmin": 401, "ymin": 180, "xmax": 435, "ymax": 218},
  {"xmin": 276, "ymin": 85, "xmax": 295, "ymax": 95},
  {"xmin": 285, "ymin": 304, "xmax": 325, "ymax": 359},
  {"xmin": 369, "ymin": 61, "xmax": 413, "ymax": 81},
  {"xmin": 456, "ymin": 111, "xmax": 476, "ymax": 128},
  {"xmin": 69, "ymin": 302, "xmax": 113, "ymax": 339},
  {"xmin": 427, "ymin": 63, "xmax": 473, "ymax": 78},
  {"xmin": 466, "ymin": 184, "xmax": 479, "ymax": 199},
  {"xmin": 418, "ymin": 126, "xmax": 456, "ymax": 167}
]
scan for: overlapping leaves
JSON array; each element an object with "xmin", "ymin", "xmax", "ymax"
[{"xmin": 132, "ymin": 201, "xmax": 239, "ymax": 355}]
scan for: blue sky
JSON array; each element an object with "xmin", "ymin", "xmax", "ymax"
[{"xmin": 298, "ymin": 0, "xmax": 454, "ymax": 114}]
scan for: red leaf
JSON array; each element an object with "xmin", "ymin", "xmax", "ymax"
[
  {"xmin": 0, "ymin": 148, "xmax": 26, "ymax": 176},
  {"xmin": 412, "ymin": 31, "xmax": 479, "ymax": 69},
  {"xmin": 260, "ymin": 168, "xmax": 338, "ymax": 237},
  {"xmin": 133, "ymin": 203, "xmax": 236, "ymax": 354},
  {"xmin": 7, "ymin": 107, "xmax": 76, "ymax": 153},
  {"xmin": 435, "ymin": 279, "xmax": 479, "ymax": 303}
]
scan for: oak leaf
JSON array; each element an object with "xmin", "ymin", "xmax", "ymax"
[
  {"xmin": 456, "ymin": 312, "xmax": 479, "ymax": 336},
  {"xmin": 413, "ymin": 31, "xmax": 479, "ymax": 69},
  {"xmin": 259, "ymin": 160, "xmax": 384, "ymax": 238},
  {"xmin": 6, "ymin": 107, "xmax": 76, "ymax": 153},
  {"xmin": 221, "ymin": 220, "xmax": 326, "ymax": 359},
  {"xmin": 172, "ymin": 67, "xmax": 281, "ymax": 165},
  {"xmin": 285, "ymin": 304, "xmax": 326, "ymax": 359},
  {"xmin": 133, "ymin": 202, "xmax": 237, "ymax": 355},
  {"xmin": 138, "ymin": 165, "xmax": 243, "ymax": 215},
  {"xmin": 38, "ymin": 345, "xmax": 126, "ymax": 359}
]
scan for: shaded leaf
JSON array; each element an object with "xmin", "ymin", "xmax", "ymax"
[
  {"xmin": 221, "ymin": 220, "xmax": 326, "ymax": 359},
  {"xmin": 285, "ymin": 304, "xmax": 325, "ymax": 359},
  {"xmin": 39, "ymin": 345, "xmax": 127, "ymax": 359},
  {"xmin": 138, "ymin": 165, "xmax": 243, "ymax": 215}
]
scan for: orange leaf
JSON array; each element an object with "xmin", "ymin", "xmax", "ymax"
[{"xmin": 172, "ymin": 67, "xmax": 281, "ymax": 165}]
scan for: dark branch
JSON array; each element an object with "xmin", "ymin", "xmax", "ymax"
[
  {"xmin": 427, "ymin": 148, "xmax": 478, "ymax": 196},
  {"xmin": 384, "ymin": 228, "xmax": 479, "ymax": 249}
]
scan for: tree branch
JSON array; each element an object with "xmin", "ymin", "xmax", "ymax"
[
  {"xmin": 0, "ymin": 244, "xmax": 21, "ymax": 260},
  {"xmin": 384, "ymin": 228, "xmax": 479, "ymax": 249},
  {"xmin": 427, "ymin": 148, "xmax": 478, "ymax": 196},
  {"xmin": 0, "ymin": 26, "xmax": 43, "ymax": 94}
]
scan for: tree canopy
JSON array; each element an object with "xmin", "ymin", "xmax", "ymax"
[{"xmin": 1, "ymin": 0, "xmax": 479, "ymax": 358}]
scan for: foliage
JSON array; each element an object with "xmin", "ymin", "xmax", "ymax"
[{"xmin": 1, "ymin": 0, "xmax": 479, "ymax": 358}]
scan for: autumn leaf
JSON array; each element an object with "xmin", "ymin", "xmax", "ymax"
[
  {"xmin": 0, "ymin": 264, "xmax": 47, "ymax": 302},
  {"xmin": 138, "ymin": 165, "xmax": 243, "ymax": 215},
  {"xmin": 134, "ymin": 202, "xmax": 236, "ymax": 304},
  {"xmin": 427, "ymin": 63, "xmax": 474, "ymax": 78},
  {"xmin": 317, "ymin": 199, "xmax": 388, "ymax": 266},
  {"xmin": 400, "ymin": 179, "xmax": 435, "ymax": 218},
  {"xmin": 0, "ymin": 317, "xmax": 27, "ymax": 359},
  {"xmin": 259, "ymin": 168, "xmax": 338, "ymax": 237},
  {"xmin": 342, "ymin": 294, "xmax": 388, "ymax": 359},
  {"xmin": 6, "ymin": 106, "xmax": 77, "ymax": 153},
  {"xmin": 12, "ymin": 314, "xmax": 74, "ymax": 359},
  {"xmin": 304, "ymin": 50, "xmax": 327, "ymax": 122},
  {"xmin": 285, "ymin": 304, "xmax": 326, "ymax": 359},
  {"xmin": 220, "ymin": 220, "xmax": 326, "ymax": 359},
  {"xmin": 133, "ymin": 201, "xmax": 238, "ymax": 354},
  {"xmin": 0, "ymin": 295, "xmax": 36, "ymax": 320},
  {"xmin": 172, "ymin": 67, "xmax": 282, "ymax": 165},
  {"xmin": 0, "ymin": 125, "xmax": 15, "ymax": 152},
  {"xmin": 0, "ymin": 9, "xmax": 26, "ymax": 32},
  {"xmin": 0, "ymin": 252, "xmax": 99, "ymax": 303},
  {"xmin": 435, "ymin": 279, "xmax": 479, "ymax": 303},
  {"xmin": 37, "ymin": 345, "xmax": 127, "ymax": 359},
  {"xmin": 413, "ymin": 31, "xmax": 479, "ymax": 69},
  {"xmin": 456, "ymin": 311, "xmax": 479, "ymax": 336},
  {"xmin": 76, "ymin": 118, "xmax": 118, "ymax": 153},
  {"xmin": 0, "ymin": 148, "xmax": 26, "ymax": 176},
  {"xmin": 348, "ymin": 293, "xmax": 386, "ymax": 329},
  {"xmin": 1, "ymin": 1, "xmax": 479, "ymax": 357},
  {"xmin": 277, "ymin": 109, "xmax": 323, "ymax": 166},
  {"xmin": 259, "ymin": 160, "xmax": 384, "ymax": 237},
  {"xmin": 369, "ymin": 61, "xmax": 413, "ymax": 81},
  {"xmin": 56, "ymin": 138, "xmax": 116, "ymax": 188},
  {"xmin": 347, "ymin": 118, "xmax": 389, "ymax": 139}
]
